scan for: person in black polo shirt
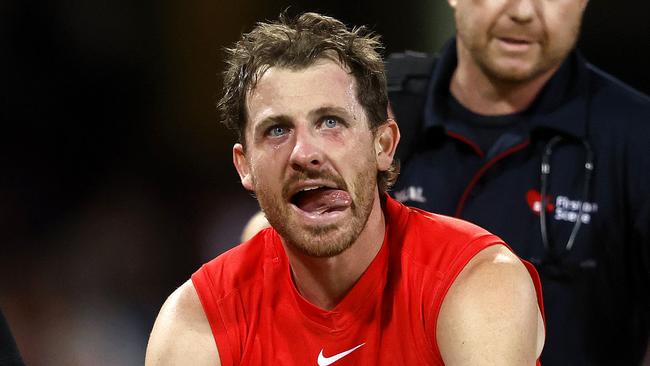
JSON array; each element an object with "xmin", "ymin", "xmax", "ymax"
[
  {"xmin": 0, "ymin": 309, "xmax": 24, "ymax": 366},
  {"xmin": 389, "ymin": 0, "xmax": 650, "ymax": 364}
]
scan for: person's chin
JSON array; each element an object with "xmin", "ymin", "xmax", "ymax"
[
  {"xmin": 485, "ymin": 57, "xmax": 540, "ymax": 83},
  {"xmin": 287, "ymin": 227, "xmax": 352, "ymax": 258}
]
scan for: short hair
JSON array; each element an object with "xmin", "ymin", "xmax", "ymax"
[{"xmin": 217, "ymin": 11, "xmax": 398, "ymax": 193}]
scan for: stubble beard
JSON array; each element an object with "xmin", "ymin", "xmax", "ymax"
[
  {"xmin": 475, "ymin": 43, "xmax": 566, "ymax": 85},
  {"xmin": 253, "ymin": 160, "xmax": 377, "ymax": 258},
  {"xmin": 461, "ymin": 22, "xmax": 581, "ymax": 85}
]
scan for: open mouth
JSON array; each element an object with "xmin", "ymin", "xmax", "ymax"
[
  {"xmin": 500, "ymin": 37, "xmax": 531, "ymax": 45},
  {"xmin": 290, "ymin": 186, "xmax": 352, "ymax": 215}
]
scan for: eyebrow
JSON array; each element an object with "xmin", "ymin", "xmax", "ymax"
[{"xmin": 309, "ymin": 106, "xmax": 352, "ymax": 119}]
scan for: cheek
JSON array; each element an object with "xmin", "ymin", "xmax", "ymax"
[
  {"xmin": 249, "ymin": 156, "xmax": 279, "ymax": 186},
  {"xmin": 346, "ymin": 142, "xmax": 378, "ymax": 174},
  {"xmin": 546, "ymin": 17, "xmax": 580, "ymax": 52},
  {"xmin": 545, "ymin": 3, "xmax": 583, "ymax": 41},
  {"xmin": 456, "ymin": 9, "xmax": 487, "ymax": 44}
]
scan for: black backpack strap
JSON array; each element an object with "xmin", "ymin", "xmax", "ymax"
[{"xmin": 386, "ymin": 51, "xmax": 438, "ymax": 163}]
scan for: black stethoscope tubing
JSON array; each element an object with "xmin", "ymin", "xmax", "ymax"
[{"xmin": 539, "ymin": 135, "xmax": 594, "ymax": 254}]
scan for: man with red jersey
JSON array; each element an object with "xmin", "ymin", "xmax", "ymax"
[{"xmin": 145, "ymin": 12, "xmax": 545, "ymax": 365}]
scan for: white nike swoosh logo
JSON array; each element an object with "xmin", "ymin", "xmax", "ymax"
[{"xmin": 317, "ymin": 343, "xmax": 365, "ymax": 366}]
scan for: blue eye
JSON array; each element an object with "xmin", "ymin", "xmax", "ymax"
[
  {"xmin": 268, "ymin": 126, "xmax": 287, "ymax": 137},
  {"xmin": 323, "ymin": 117, "xmax": 338, "ymax": 129}
]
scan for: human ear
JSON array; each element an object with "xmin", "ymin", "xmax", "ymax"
[
  {"xmin": 375, "ymin": 119, "xmax": 400, "ymax": 172},
  {"xmin": 233, "ymin": 143, "xmax": 253, "ymax": 191}
]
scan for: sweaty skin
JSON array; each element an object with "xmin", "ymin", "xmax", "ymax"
[{"xmin": 146, "ymin": 57, "xmax": 544, "ymax": 366}]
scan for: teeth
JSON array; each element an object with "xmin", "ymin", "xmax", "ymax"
[{"xmin": 301, "ymin": 186, "xmax": 323, "ymax": 192}]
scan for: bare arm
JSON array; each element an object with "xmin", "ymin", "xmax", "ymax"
[
  {"xmin": 437, "ymin": 245, "xmax": 545, "ymax": 365},
  {"xmin": 145, "ymin": 280, "xmax": 221, "ymax": 366}
]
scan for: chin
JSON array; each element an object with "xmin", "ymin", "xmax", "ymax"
[
  {"xmin": 484, "ymin": 60, "xmax": 549, "ymax": 84},
  {"xmin": 286, "ymin": 226, "xmax": 356, "ymax": 258}
]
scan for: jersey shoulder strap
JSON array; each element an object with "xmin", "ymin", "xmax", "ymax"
[{"xmin": 386, "ymin": 51, "xmax": 438, "ymax": 162}]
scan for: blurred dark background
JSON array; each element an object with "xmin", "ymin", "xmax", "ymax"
[{"xmin": 2, "ymin": 1, "xmax": 648, "ymax": 364}]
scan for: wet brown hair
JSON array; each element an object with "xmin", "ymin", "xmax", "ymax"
[{"xmin": 217, "ymin": 11, "xmax": 398, "ymax": 192}]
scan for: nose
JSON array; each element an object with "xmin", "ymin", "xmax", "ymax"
[
  {"xmin": 289, "ymin": 128, "xmax": 324, "ymax": 171},
  {"xmin": 507, "ymin": 0, "xmax": 536, "ymax": 23}
]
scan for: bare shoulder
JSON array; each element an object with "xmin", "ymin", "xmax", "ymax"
[
  {"xmin": 437, "ymin": 245, "xmax": 545, "ymax": 365},
  {"xmin": 145, "ymin": 280, "xmax": 220, "ymax": 366},
  {"xmin": 241, "ymin": 210, "xmax": 270, "ymax": 242}
]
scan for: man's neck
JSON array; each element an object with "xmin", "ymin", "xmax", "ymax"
[
  {"xmin": 450, "ymin": 43, "xmax": 557, "ymax": 116},
  {"xmin": 284, "ymin": 193, "xmax": 386, "ymax": 310}
]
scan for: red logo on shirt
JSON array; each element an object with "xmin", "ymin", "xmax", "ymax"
[{"xmin": 526, "ymin": 189, "xmax": 554, "ymax": 215}]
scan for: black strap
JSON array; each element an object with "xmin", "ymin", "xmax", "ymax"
[{"xmin": 386, "ymin": 51, "xmax": 438, "ymax": 163}]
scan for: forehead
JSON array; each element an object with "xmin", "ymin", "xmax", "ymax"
[
  {"xmin": 245, "ymin": 59, "xmax": 360, "ymax": 127},
  {"xmin": 258, "ymin": 57, "xmax": 354, "ymax": 86}
]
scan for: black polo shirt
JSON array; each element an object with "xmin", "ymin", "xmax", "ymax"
[
  {"xmin": 392, "ymin": 40, "xmax": 650, "ymax": 365},
  {"xmin": 0, "ymin": 309, "xmax": 23, "ymax": 366}
]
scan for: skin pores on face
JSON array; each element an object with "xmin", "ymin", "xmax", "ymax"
[
  {"xmin": 451, "ymin": 0, "xmax": 587, "ymax": 83},
  {"xmin": 239, "ymin": 59, "xmax": 380, "ymax": 258}
]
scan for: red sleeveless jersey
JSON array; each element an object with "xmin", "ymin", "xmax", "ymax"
[{"xmin": 192, "ymin": 196, "xmax": 544, "ymax": 365}]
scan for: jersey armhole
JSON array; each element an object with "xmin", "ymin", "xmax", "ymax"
[
  {"xmin": 426, "ymin": 235, "xmax": 503, "ymax": 362},
  {"xmin": 192, "ymin": 267, "xmax": 236, "ymax": 366},
  {"xmin": 521, "ymin": 258, "xmax": 546, "ymax": 329},
  {"xmin": 425, "ymin": 237, "xmax": 546, "ymax": 364},
  {"xmin": 521, "ymin": 259, "xmax": 546, "ymax": 366}
]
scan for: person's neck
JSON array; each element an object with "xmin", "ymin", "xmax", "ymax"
[
  {"xmin": 450, "ymin": 42, "xmax": 558, "ymax": 116},
  {"xmin": 284, "ymin": 192, "xmax": 386, "ymax": 311}
]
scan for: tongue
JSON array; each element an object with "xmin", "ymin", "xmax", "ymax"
[{"xmin": 295, "ymin": 189, "xmax": 351, "ymax": 214}]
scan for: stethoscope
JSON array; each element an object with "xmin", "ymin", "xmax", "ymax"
[{"xmin": 533, "ymin": 135, "xmax": 594, "ymax": 277}]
